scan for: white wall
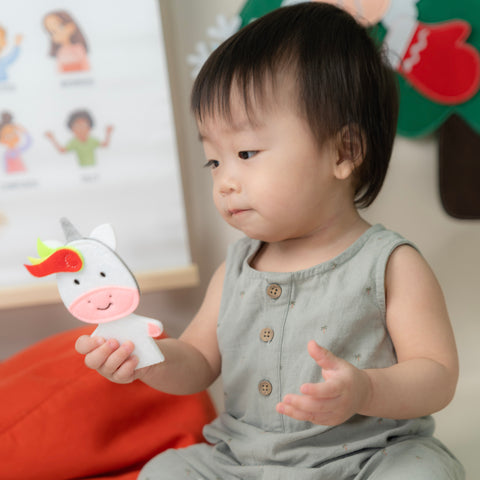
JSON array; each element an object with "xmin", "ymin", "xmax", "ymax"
[{"xmin": 1, "ymin": 0, "xmax": 477, "ymax": 476}]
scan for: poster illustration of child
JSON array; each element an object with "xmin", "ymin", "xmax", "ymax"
[
  {"xmin": 43, "ymin": 10, "xmax": 90, "ymax": 73},
  {"xmin": 45, "ymin": 110, "xmax": 113, "ymax": 167},
  {"xmin": 0, "ymin": 27, "xmax": 23, "ymax": 82},
  {"xmin": 0, "ymin": 112, "xmax": 32, "ymax": 174}
]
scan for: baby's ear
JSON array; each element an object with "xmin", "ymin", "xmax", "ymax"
[{"xmin": 333, "ymin": 124, "xmax": 365, "ymax": 180}]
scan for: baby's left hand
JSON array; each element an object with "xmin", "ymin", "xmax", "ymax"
[{"xmin": 276, "ymin": 340, "xmax": 372, "ymax": 426}]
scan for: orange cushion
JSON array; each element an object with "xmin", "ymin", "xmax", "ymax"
[{"xmin": 0, "ymin": 325, "xmax": 216, "ymax": 480}]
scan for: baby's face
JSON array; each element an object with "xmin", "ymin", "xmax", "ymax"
[{"xmin": 197, "ymin": 88, "xmax": 343, "ymax": 243}]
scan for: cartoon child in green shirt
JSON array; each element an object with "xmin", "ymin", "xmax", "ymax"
[{"xmin": 45, "ymin": 110, "xmax": 113, "ymax": 167}]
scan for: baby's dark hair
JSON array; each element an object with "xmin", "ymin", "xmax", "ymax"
[
  {"xmin": 191, "ymin": 2, "xmax": 399, "ymax": 208},
  {"xmin": 67, "ymin": 109, "xmax": 94, "ymax": 130}
]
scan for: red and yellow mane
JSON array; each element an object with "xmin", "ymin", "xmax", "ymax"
[{"xmin": 25, "ymin": 239, "xmax": 83, "ymax": 277}]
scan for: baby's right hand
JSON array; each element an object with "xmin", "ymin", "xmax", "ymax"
[{"xmin": 75, "ymin": 335, "xmax": 140, "ymax": 384}]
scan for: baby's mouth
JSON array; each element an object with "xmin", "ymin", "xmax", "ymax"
[{"xmin": 229, "ymin": 208, "xmax": 250, "ymax": 216}]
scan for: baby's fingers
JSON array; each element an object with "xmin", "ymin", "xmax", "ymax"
[
  {"xmin": 97, "ymin": 340, "xmax": 135, "ymax": 376},
  {"xmin": 300, "ymin": 380, "xmax": 342, "ymax": 399},
  {"xmin": 109, "ymin": 353, "xmax": 139, "ymax": 384},
  {"xmin": 75, "ymin": 335, "xmax": 105, "ymax": 355},
  {"xmin": 80, "ymin": 337, "xmax": 138, "ymax": 383},
  {"xmin": 278, "ymin": 393, "xmax": 337, "ymax": 415},
  {"xmin": 276, "ymin": 395, "xmax": 334, "ymax": 425},
  {"xmin": 83, "ymin": 338, "xmax": 121, "ymax": 370}
]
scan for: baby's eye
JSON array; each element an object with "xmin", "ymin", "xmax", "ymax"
[
  {"xmin": 238, "ymin": 151, "xmax": 258, "ymax": 160},
  {"xmin": 203, "ymin": 159, "xmax": 220, "ymax": 169}
]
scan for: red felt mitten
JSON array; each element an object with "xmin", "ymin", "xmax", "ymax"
[{"xmin": 398, "ymin": 20, "xmax": 480, "ymax": 105}]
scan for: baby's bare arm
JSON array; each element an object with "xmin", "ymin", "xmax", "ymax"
[
  {"xmin": 359, "ymin": 245, "xmax": 459, "ymax": 418},
  {"xmin": 76, "ymin": 263, "xmax": 225, "ymax": 394}
]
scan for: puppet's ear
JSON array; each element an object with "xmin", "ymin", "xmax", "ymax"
[{"xmin": 90, "ymin": 224, "xmax": 116, "ymax": 250}]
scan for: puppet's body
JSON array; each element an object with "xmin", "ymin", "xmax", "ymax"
[
  {"xmin": 25, "ymin": 218, "xmax": 165, "ymax": 369},
  {"xmin": 93, "ymin": 315, "xmax": 164, "ymax": 368}
]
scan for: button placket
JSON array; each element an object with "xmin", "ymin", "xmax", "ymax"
[{"xmin": 257, "ymin": 279, "xmax": 290, "ymax": 416}]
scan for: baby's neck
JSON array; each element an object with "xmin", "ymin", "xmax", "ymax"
[{"xmin": 251, "ymin": 215, "xmax": 370, "ymax": 273}]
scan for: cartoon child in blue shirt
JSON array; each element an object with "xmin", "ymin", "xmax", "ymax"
[{"xmin": 0, "ymin": 26, "xmax": 22, "ymax": 82}]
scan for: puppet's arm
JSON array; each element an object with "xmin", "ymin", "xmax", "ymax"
[{"xmin": 146, "ymin": 318, "xmax": 163, "ymax": 338}]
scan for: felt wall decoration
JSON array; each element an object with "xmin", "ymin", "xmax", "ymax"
[
  {"xmin": 25, "ymin": 218, "xmax": 165, "ymax": 369},
  {"xmin": 368, "ymin": 0, "xmax": 480, "ymax": 138},
  {"xmin": 371, "ymin": 0, "xmax": 480, "ymax": 219},
  {"xmin": 439, "ymin": 114, "xmax": 480, "ymax": 219},
  {"xmin": 338, "ymin": 2, "xmax": 480, "ymax": 106},
  {"xmin": 192, "ymin": 0, "xmax": 480, "ymax": 135}
]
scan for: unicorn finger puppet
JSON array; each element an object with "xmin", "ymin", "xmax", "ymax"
[{"xmin": 24, "ymin": 218, "xmax": 165, "ymax": 369}]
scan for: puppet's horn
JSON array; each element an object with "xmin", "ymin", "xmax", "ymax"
[{"xmin": 60, "ymin": 217, "xmax": 82, "ymax": 243}]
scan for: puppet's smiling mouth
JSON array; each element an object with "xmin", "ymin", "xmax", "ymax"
[{"xmin": 96, "ymin": 303, "xmax": 113, "ymax": 311}]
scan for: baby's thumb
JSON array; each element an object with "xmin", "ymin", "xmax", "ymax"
[{"xmin": 308, "ymin": 340, "xmax": 340, "ymax": 372}]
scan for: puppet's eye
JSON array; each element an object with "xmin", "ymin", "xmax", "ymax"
[
  {"xmin": 100, "ymin": 272, "xmax": 106, "ymax": 278},
  {"xmin": 74, "ymin": 279, "xmax": 80, "ymax": 285}
]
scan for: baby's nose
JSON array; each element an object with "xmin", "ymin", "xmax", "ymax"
[{"xmin": 218, "ymin": 174, "xmax": 241, "ymax": 196}]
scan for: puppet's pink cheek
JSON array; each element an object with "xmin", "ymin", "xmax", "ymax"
[{"xmin": 68, "ymin": 287, "xmax": 140, "ymax": 323}]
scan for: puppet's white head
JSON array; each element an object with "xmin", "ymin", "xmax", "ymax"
[{"xmin": 25, "ymin": 218, "xmax": 140, "ymax": 324}]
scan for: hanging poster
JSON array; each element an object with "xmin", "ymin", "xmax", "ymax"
[{"xmin": 0, "ymin": 0, "xmax": 195, "ymax": 307}]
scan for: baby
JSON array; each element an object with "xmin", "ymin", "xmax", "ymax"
[{"xmin": 76, "ymin": 3, "xmax": 464, "ymax": 479}]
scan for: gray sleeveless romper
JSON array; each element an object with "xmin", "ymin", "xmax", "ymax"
[{"xmin": 139, "ymin": 225, "xmax": 464, "ymax": 479}]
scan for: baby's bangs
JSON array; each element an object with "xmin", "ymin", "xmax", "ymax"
[
  {"xmin": 192, "ymin": 61, "xmax": 282, "ymax": 126},
  {"xmin": 191, "ymin": 12, "xmax": 299, "ymax": 124}
]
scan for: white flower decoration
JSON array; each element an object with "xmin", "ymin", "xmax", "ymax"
[
  {"xmin": 207, "ymin": 14, "xmax": 242, "ymax": 42},
  {"xmin": 188, "ymin": 14, "xmax": 242, "ymax": 78}
]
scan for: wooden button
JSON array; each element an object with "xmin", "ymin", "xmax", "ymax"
[
  {"xmin": 258, "ymin": 380, "xmax": 273, "ymax": 396},
  {"xmin": 260, "ymin": 327, "xmax": 274, "ymax": 343},
  {"xmin": 266, "ymin": 283, "xmax": 282, "ymax": 299}
]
